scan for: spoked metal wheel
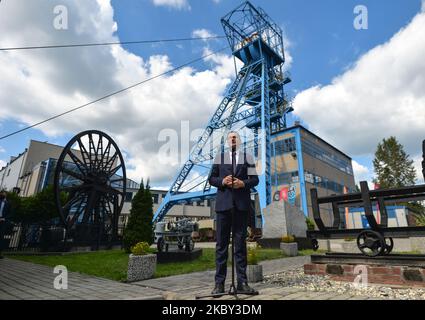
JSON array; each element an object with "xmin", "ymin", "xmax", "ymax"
[
  {"xmin": 311, "ymin": 239, "xmax": 319, "ymax": 251},
  {"xmin": 157, "ymin": 237, "xmax": 165, "ymax": 252},
  {"xmin": 356, "ymin": 230, "xmax": 386, "ymax": 257},
  {"xmin": 53, "ymin": 130, "xmax": 126, "ymax": 245},
  {"xmin": 185, "ymin": 237, "xmax": 194, "ymax": 252},
  {"xmin": 177, "ymin": 236, "xmax": 184, "ymax": 250},
  {"xmin": 383, "ymin": 237, "xmax": 394, "ymax": 255}
]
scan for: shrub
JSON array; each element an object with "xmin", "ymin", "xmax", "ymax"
[
  {"xmin": 305, "ymin": 217, "xmax": 315, "ymax": 231},
  {"xmin": 123, "ymin": 180, "xmax": 154, "ymax": 253},
  {"xmin": 414, "ymin": 213, "xmax": 425, "ymax": 227},
  {"xmin": 130, "ymin": 242, "xmax": 152, "ymax": 256},
  {"xmin": 7, "ymin": 186, "xmax": 66, "ymax": 224},
  {"xmin": 281, "ymin": 235, "xmax": 295, "ymax": 243},
  {"xmin": 344, "ymin": 237, "xmax": 355, "ymax": 242}
]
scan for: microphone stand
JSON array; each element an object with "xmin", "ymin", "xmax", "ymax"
[
  {"xmin": 228, "ymin": 148, "xmax": 238, "ymax": 298},
  {"xmin": 196, "ymin": 148, "xmax": 239, "ymax": 300}
]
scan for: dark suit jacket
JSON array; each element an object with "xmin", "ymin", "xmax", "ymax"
[{"xmin": 209, "ymin": 151, "xmax": 259, "ymax": 212}]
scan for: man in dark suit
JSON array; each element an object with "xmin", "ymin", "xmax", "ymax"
[
  {"xmin": 208, "ymin": 131, "xmax": 259, "ymax": 295},
  {"xmin": 0, "ymin": 190, "xmax": 12, "ymax": 259}
]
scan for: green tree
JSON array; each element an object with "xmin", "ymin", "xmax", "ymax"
[
  {"xmin": 122, "ymin": 179, "xmax": 154, "ymax": 253},
  {"xmin": 8, "ymin": 186, "xmax": 64, "ymax": 224},
  {"xmin": 372, "ymin": 136, "xmax": 416, "ymax": 189},
  {"xmin": 5, "ymin": 191, "xmax": 22, "ymax": 222},
  {"xmin": 373, "ymin": 137, "xmax": 425, "ymax": 223}
]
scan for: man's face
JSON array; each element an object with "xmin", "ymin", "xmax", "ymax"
[{"xmin": 227, "ymin": 132, "xmax": 240, "ymax": 150}]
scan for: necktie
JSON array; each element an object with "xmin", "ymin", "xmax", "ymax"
[{"xmin": 232, "ymin": 151, "xmax": 237, "ymax": 175}]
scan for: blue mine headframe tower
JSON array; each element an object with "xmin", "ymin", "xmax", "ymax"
[{"xmin": 153, "ymin": 1, "xmax": 293, "ymax": 226}]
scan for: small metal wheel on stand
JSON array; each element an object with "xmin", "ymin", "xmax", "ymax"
[
  {"xmin": 157, "ymin": 237, "xmax": 165, "ymax": 252},
  {"xmin": 356, "ymin": 230, "xmax": 386, "ymax": 257},
  {"xmin": 383, "ymin": 237, "xmax": 394, "ymax": 255},
  {"xmin": 177, "ymin": 236, "xmax": 185, "ymax": 250},
  {"xmin": 311, "ymin": 238, "xmax": 319, "ymax": 251},
  {"xmin": 185, "ymin": 237, "xmax": 194, "ymax": 252}
]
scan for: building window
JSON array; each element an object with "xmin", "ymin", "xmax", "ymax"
[
  {"xmin": 277, "ymin": 171, "xmax": 298, "ymax": 185},
  {"xmin": 274, "ymin": 137, "xmax": 296, "ymax": 156},
  {"xmin": 125, "ymin": 192, "xmax": 133, "ymax": 202},
  {"xmin": 151, "ymin": 194, "xmax": 159, "ymax": 204},
  {"xmin": 304, "ymin": 172, "xmax": 314, "ymax": 184},
  {"xmin": 301, "ymin": 137, "xmax": 353, "ymax": 175},
  {"xmin": 306, "ymin": 170, "xmax": 346, "ymax": 194}
]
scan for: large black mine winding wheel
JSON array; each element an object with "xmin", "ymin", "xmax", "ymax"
[{"xmin": 53, "ymin": 130, "xmax": 126, "ymax": 248}]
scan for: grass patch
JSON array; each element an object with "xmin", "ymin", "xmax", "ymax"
[
  {"xmin": 8, "ymin": 250, "xmax": 129, "ymax": 281},
  {"xmin": 7, "ymin": 247, "xmax": 297, "ymax": 282},
  {"xmin": 298, "ymin": 249, "xmax": 327, "ymax": 256},
  {"xmin": 392, "ymin": 250, "xmax": 423, "ymax": 255}
]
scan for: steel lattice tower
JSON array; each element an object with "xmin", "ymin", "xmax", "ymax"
[{"xmin": 153, "ymin": 1, "xmax": 293, "ymax": 226}]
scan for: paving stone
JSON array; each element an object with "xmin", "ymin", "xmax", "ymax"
[
  {"xmin": 0, "ymin": 258, "xmax": 163, "ymax": 300},
  {"xmin": 0, "ymin": 255, "xmax": 391, "ymax": 301}
]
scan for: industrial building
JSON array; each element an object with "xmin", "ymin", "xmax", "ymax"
[
  {"xmin": 269, "ymin": 123, "xmax": 356, "ymax": 226},
  {"xmin": 0, "ymin": 133, "xmax": 410, "ymax": 231},
  {"xmin": 0, "ymin": 140, "xmax": 212, "ymax": 229}
]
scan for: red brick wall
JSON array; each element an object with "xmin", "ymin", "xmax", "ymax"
[{"xmin": 304, "ymin": 263, "xmax": 425, "ymax": 287}]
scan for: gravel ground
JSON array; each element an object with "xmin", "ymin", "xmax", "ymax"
[{"xmin": 263, "ymin": 268, "xmax": 425, "ymax": 300}]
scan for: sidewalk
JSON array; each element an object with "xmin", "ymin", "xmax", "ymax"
[
  {"xmin": 0, "ymin": 255, "xmax": 378, "ymax": 300},
  {"xmin": 133, "ymin": 255, "xmax": 376, "ymax": 300},
  {"xmin": 0, "ymin": 258, "xmax": 163, "ymax": 300}
]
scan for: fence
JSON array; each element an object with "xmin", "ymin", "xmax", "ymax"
[{"xmin": 2, "ymin": 222, "xmax": 124, "ymax": 253}]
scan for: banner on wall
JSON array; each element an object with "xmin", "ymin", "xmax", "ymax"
[
  {"xmin": 279, "ymin": 187, "xmax": 288, "ymax": 201},
  {"xmin": 288, "ymin": 185, "xmax": 296, "ymax": 205},
  {"xmin": 273, "ymin": 185, "xmax": 296, "ymax": 205}
]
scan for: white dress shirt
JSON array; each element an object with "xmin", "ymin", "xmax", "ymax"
[{"xmin": 222, "ymin": 150, "xmax": 241, "ymax": 186}]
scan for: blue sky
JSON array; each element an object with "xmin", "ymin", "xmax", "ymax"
[
  {"xmin": 110, "ymin": 0, "xmax": 422, "ymax": 90},
  {"xmin": 0, "ymin": 0, "xmax": 424, "ymax": 186}
]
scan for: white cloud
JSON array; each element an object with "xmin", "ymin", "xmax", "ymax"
[
  {"xmin": 0, "ymin": 0, "xmax": 234, "ymax": 186},
  {"xmin": 352, "ymin": 160, "xmax": 371, "ymax": 185},
  {"xmin": 0, "ymin": 147, "xmax": 5, "ymax": 153},
  {"xmin": 282, "ymin": 31, "xmax": 293, "ymax": 72},
  {"xmin": 293, "ymin": 7, "xmax": 425, "ymax": 168},
  {"xmin": 203, "ymin": 47, "xmax": 242, "ymax": 79},
  {"xmin": 152, "ymin": 0, "xmax": 190, "ymax": 10},
  {"xmin": 413, "ymin": 155, "xmax": 425, "ymax": 184},
  {"xmin": 0, "ymin": 160, "xmax": 6, "ymax": 169},
  {"xmin": 192, "ymin": 28, "xmax": 217, "ymax": 41}
]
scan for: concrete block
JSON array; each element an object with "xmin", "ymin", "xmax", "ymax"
[{"xmin": 127, "ymin": 254, "xmax": 156, "ymax": 282}]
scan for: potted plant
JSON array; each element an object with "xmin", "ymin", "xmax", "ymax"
[
  {"xmin": 306, "ymin": 217, "xmax": 315, "ymax": 231},
  {"xmin": 127, "ymin": 242, "xmax": 157, "ymax": 282},
  {"xmin": 342, "ymin": 237, "xmax": 358, "ymax": 253},
  {"xmin": 280, "ymin": 235, "xmax": 298, "ymax": 256},
  {"xmin": 246, "ymin": 242, "xmax": 263, "ymax": 283}
]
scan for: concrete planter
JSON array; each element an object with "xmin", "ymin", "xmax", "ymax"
[
  {"xmin": 247, "ymin": 264, "xmax": 263, "ymax": 283},
  {"xmin": 280, "ymin": 242, "xmax": 298, "ymax": 257},
  {"xmin": 127, "ymin": 254, "xmax": 156, "ymax": 282}
]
